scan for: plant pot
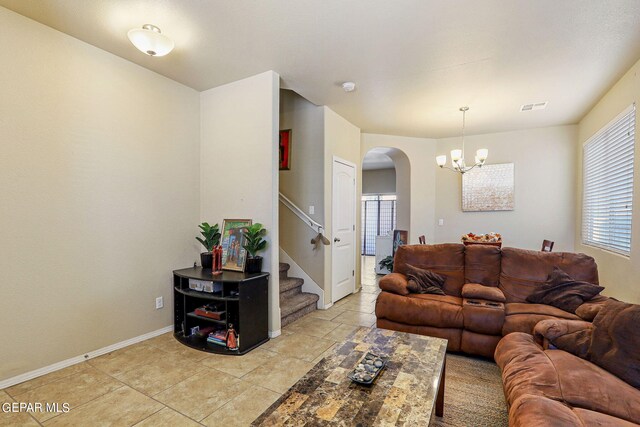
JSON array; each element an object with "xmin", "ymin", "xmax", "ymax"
[
  {"xmin": 245, "ymin": 256, "xmax": 263, "ymax": 274},
  {"xmin": 200, "ymin": 252, "xmax": 213, "ymax": 269}
]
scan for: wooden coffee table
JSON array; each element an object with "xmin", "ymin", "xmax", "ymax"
[{"xmin": 253, "ymin": 327, "xmax": 447, "ymax": 426}]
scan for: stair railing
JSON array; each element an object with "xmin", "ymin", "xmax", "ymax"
[{"xmin": 279, "ymin": 192, "xmax": 330, "ymax": 245}]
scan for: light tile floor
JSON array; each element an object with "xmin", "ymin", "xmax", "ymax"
[{"xmin": 0, "ymin": 257, "xmax": 381, "ymax": 427}]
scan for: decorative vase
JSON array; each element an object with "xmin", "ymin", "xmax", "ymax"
[
  {"xmin": 212, "ymin": 245, "xmax": 223, "ymax": 275},
  {"xmin": 200, "ymin": 252, "xmax": 213, "ymax": 269},
  {"xmin": 245, "ymin": 256, "xmax": 263, "ymax": 273}
]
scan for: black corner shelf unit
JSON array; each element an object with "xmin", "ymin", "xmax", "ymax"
[{"xmin": 173, "ymin": 267, "xmax": 269, "ymax": 355}]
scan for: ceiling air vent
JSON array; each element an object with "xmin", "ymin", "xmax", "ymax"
[{"xmin": 520, "ymin": 101, "xmax": 548, "ymax": 112}]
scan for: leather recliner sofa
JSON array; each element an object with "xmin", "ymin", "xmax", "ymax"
[
  {"xmin": 495, "ymin": 299, "xmax": 640, "ymax": 426},
  {"xmin": 375, "ymin": 243, "xmax": 607, "ymax": 358}
]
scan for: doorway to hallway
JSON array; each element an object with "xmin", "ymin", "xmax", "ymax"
[{"xmin": 361, "ymin": 194, "xmax": 397, "ymax": 256}]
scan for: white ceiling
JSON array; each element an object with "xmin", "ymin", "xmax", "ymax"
[
  {"xmin": 362, "ymin": 148, "xmax": 395, "ymax": 171},
  {"xmin": 3, "ymin": 1, "xmax": 640, "ymax": 138}
]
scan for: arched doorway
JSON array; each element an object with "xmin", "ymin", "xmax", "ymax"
[{"xmin": 360, "ymin": 147, "xmax": 411, "ymax": 280}]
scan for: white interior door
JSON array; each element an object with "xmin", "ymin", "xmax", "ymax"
[{"xmin": 332, "ymin": 158, "xmax": 356, "ymax": 303}]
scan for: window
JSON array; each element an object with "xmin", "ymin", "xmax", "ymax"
[
  {"xmin": 361, "ymin": 195, "xmax": 397, "ymax": 256},
  {"xmin": 582, "ymin": 104, "xmax": 635, "ymax": 256}
]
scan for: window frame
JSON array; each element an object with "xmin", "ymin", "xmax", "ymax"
[{"xmin": 581, "ymin": 103, "xmax": 635, "ymax": 257}]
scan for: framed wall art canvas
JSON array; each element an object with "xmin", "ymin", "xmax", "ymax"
[
  {"xmin": 462, "ymin": 163, "xmax": 515, "ymax": 212},
  {"xmin": 393, "ymin": 229, "xmax": 408, "ymax": 255},
  {"xmin": 279, "ymin": 129, "xmax": 292, "ymax": 170},
  {"xmin": 220, "ymin": 219, "xmax": 252, "ymax": 272}
]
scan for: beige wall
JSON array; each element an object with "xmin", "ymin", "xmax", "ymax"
[
  {"xmin": 361, "ymin": 134, "xmax": 436, "ymax": 244},
  {"xmin": 362, "ymin": 168, "xmax": 396, "ymax": 194},
  {"xmin": 324, "ymin": 107, "xmax": 361, "ymax": 303},
  {"xmin": 279, "ymin": 90, "xmax": 325, "ymax": 287},
  {"xmin": 0, "ymin": 8, "xmax": 200, "ymax": 381},
  {"xmin": 200, "ymin": 71, "xmax": 281, "ymax": 332},
  {"xmin": 575, "ymin": 57, "xmax": 640, "ymax": 304},
  {"xmin": 435, "ymin": 126, "xmax": 577, "ymax": 251}
]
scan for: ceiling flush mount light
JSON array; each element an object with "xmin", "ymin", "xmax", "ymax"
[
  {"xmin": 342, "ymin": 81, "xmax": 356, "ymax": 92},
  {"xmin": 436, "ymin": 107, "xmax": 488, "ymax": 174},
  {"xmin": 127, "ymin": 24, "xmax": 174, "ymax": 57}
]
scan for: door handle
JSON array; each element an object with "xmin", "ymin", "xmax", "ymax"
[{"xmin": 334, "ymin": 237, "xmax": 341, "ymax": 243}]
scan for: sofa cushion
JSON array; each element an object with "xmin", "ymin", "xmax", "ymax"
[
  {"xmin": 464, "ymin": 244, "xmax": 501, "ymax": 286},
  {"xmin": 499, "ymin": 248, "xmax": 598, "ymax": 303},
  {"xmin": 494, "ymin": 333, "xmax": 563, "ymax": 405},
  {"xmin": 508, "ymin": 394, "xmax": 638, "ymax": 427},
  {"xmin": 463, "ymin": 299, "xmax": 504, "ymax": 335},
  {"xmin": 589, "ymin": 300, "xmax": 640, "ymax": 389},
  {"xmin": 508, "ymin": 394, "xmax": 583, "ymax": 427},
  {"xmin": 505, "ymin": 303, "xmax": 580, "ymax": 319},
  {"xmin": 503, "ymin": 303, "xmax": 580, "ymax": 335},
  {"xmin": 462, "ymin": 283, "xmax": 506, "ymax": 302},
  {"xmin": 405, "ymin": 264, "xmax": 445, "ymax": 295},
  {"xmin": 548, "ymin": 349, "xmax": 640, "ymax": 424},
  {"xmin": 375, "ymin": 291, "xmax": 463, "ymax": 328},
  {"xmin": 572, "ymin": 408, "xmax": 639, "ymax": 427},
  {"xmin": 526, "ymin": 266, "xmax": 604, "ymax": 313},
  {"xmin": 393, "ymin": 244, "xmax": 465, "ymax": 296}
]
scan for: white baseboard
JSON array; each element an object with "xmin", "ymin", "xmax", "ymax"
[
  {"xmin": 279, "ymin": 248, "xmax": 327, "ymax": 309},
  {"xmin": 269, "ymin": 329, "xmax": 281, "ymax": 339},
  {"xmin": 0, "ymin": 325, "xmax": 173, "ymax": 390}
]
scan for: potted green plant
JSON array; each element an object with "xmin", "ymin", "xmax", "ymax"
[
  {"xmin": 196, "ymin": 222, "xmax": 221, "ymax": 269},
  {"xmin": 379, "ymin": 255, "xmax": 394, "ymax": 273},
  {"xmin": 242, "ymin": 223, "xmax": 267, "ymax": 273}
]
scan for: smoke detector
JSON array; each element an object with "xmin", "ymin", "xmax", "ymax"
[
  {"xmin": 342, "ymin": 82, "xmax": 356, "ymax": 92},
  {"xmin": 520, "ymin": 101, "xmax": 548, "ymax": 112}
]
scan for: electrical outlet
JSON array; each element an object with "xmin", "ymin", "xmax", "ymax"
[
  {"xmin": 155, "ymin": 296, "xmax": 163, "ymax": 309},
  {"xmin": 438, "ymin": 219, "xmax": 444, "ymax": 226},
  {"xmin": 309, "ymin": 205, "xmax": 315, "ymax": 215}
]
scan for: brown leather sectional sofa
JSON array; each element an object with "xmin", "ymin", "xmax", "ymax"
[
  {"xmin": 376, "ymin": 243, "xmax": 640, "ymax": 426},
  {"xmin": 375, "ymin": 243, "xmax": 606, "ymax": 358},
  {"xmin": 496, "ymin": 300, "xmax": 640, "ymax": 426}
]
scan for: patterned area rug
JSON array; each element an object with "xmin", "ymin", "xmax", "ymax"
[{"xmin": 434, "ymin": 354, "xmax": 508, "ymax": 427}]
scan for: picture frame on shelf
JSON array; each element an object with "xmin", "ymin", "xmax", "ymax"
[
  {"xmin": 220, "ymin": 219, "xmax": 252, "ymax": 272},
  {"xmin": 279, "ymin": 129, "xmax": 292, "ymax": 170}
]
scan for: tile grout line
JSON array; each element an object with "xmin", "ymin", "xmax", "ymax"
[
  {"xmin": 38, "ymin": 383, "xmax": 127, "ymax": 425},
  {"xmin": 10, "ymin": 278, "xmax": 382, "ymax": 426},
  {"xmin": 141, "ymin": 389, "xmax": 205, "ymax": 426},
  {"xmin": 128, "ymin": 405, "xmax": 165, "ymax": 427},
  {"xmin": 5, "ymin": 364, "xmax": 92, "ymax": 400}
]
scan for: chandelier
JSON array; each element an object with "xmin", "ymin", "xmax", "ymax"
[{"xmin": 436, "ymin": 107, "xmax": 488, "ymax": 174}]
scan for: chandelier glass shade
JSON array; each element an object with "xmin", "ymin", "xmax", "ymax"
[{"xmin": 436, "ymin": 107, "xmax": 488, "ymax": 174}]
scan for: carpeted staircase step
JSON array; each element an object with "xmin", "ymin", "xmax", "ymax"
[
  {"xmin": 279, "ymin": 262, "xmax": 290, "ymax": 280},
  {"xmin": 281, "ymin": 292, "xmax": 319, "ymax": 326},
  {"xmin": 280, "ymin": 277, "xmax": 304, "ymax": 298}
]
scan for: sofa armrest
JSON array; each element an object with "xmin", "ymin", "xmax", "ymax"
[
  {"xmin": 533, "ymin": 319, "xmax": 593, "ymax": 359},
  {"xmin": 461, "ymin": 283, "xmax": 506, "ymax": 302},
  {"xmin": 575, "ymin": 295, "xmax": 610, "ymax": 321},
  {"xmin": 379, "ymin": 273, "xmax": 410, "ymax": 296}
]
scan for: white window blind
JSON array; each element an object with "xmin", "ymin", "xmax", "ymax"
[{"xmin": 582, "ymin": 104, "xmax": 635, "ymax": 256}]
